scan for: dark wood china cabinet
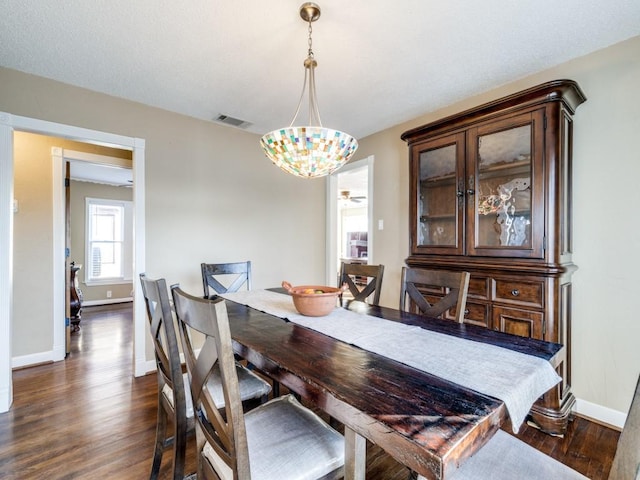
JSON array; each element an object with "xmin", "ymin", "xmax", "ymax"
[{"xmin": 401, "ymin": 80, "xmax": 586, "ymax": 435}]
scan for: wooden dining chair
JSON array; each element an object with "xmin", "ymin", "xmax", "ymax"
[
  {"xmin": 171, "ymin": 286, "xmax": 345, "ymax": 480},
  {"xmin": 399, "ymin": 266, "xmax": 470, "ymax": 323},
  {"xmin": 200, "ymin": 260, "xmax": 281, "ymax": 396},
  {"xmin": 416, "ymin": 374, "xmax": 640, "ymax": 480},
  {"xmin": 140, "ymin": 274, "xmax": 272, "ymax": 480},
  {"xmin": 201, "ymin": 261, "xmax": 252, "ymax": 297},
  {"xmin": 338, "ymin": 261, "xmax": 385, "ymax": 305},
  {"xmin": 140, "ymin": 274, "xmax": 194, "ymax": 480}
]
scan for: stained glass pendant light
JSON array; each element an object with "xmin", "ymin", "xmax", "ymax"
[{"xmin": 260, "ymin": 2, "xmax": 358, "ymax": 178}]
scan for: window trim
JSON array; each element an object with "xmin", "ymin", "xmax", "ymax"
[{"xmin": 84, "ymin": 197, "xmax": 133, "ymax": 286}]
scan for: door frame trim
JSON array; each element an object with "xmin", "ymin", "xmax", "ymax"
[{"xmin": 0, "ymin": 111, "xmax": 146, "ymax": 412}]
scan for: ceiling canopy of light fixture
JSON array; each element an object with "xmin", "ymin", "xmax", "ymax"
[{"xmin": 259, "ymin": 2, "xmax": 358, "ymax": 179}]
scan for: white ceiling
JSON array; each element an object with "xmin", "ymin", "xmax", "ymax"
[{"xmin": 1, "ymin": 1, "xmax": 639, "ymax": 144}]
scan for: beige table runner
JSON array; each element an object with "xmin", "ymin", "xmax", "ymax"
[{"xmin": 221, "ymin": 289, "xmax": 561, "ymax": 432}]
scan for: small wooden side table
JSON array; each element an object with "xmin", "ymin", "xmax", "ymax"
[{"xmin": 70, "ymin": 262, "xmax": 83, "ymax": 331}]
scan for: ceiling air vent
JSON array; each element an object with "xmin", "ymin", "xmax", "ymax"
[{"xmin": 214, "ymin": 114, "xmax": 252, "ymax": 129}]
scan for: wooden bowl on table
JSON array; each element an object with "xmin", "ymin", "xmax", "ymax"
[{"xmin": 282, "ymin": 281, "xmax": 347, "ymax": 317}]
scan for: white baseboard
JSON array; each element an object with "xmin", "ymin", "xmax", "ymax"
[
  {"xmin": 52, "ymin": 343, "xmax": 66, "ymax": 362},
  {"xmin": 575, "ymin": 397, "xmax": 626, "ymax": 430},
  {"xmin": 137, "ymin": 358, "xmax": 156, "ymax": 377},
  {"xmin": 83, "ymin": 297, "xmax": 133, "ymax": 307},
  {"xmin": 12, "ymin": 349, "xmax": 62, "ymax": 369}
]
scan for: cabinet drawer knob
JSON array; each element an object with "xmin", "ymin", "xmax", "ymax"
[
  {"xmin": 466, "ymin": 189, "xmax": 475, "ymax": 196},
  {"xmin": 511, "ymin": 289, "xmax": 520, "ymax": 297},
  {"xmin": 456, "ymin": 190, "xmax": 464, "ymax": 198},
  {"xmin": 464, "ymin": 309, "xmax": 470, "ymax": 315}
]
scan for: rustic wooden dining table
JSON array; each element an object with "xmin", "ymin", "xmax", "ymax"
[{"xmin": 221, "ymin": 289, "xmax": 565, "ymax": 480}]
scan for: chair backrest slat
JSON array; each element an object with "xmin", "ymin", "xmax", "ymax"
[
  {"xmin": 399, "ymin": 267, "xmax": 470, "ymax": 323},
  {"xmin": 201, "ymin": 261, "xmax": 252, "ymax": 297},
  {"xmin": 339, "ymin": 262, "xmax": 384, "ymax": 305}
]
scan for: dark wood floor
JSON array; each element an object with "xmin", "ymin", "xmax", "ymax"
[{"xmin": 0, "ymin": 303, "xmax": 619, "ymax": 479}]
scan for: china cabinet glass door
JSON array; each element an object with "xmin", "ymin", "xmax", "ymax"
[
  {"xmin": 412, "ymin": 133, "xmax": 465, "ymax": 255},
  {"xmin": 467, "ymin": 111, "xmax": 544, "ymax": 258}
]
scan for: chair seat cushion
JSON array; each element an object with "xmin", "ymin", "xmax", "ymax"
[
  {"xmin": 206, "ymin": 362, "xmax": 272, "ymax": 409},
  {"xmin": 203, "ymin": 394, "xmax": 344, "ymax": 480},
  {"xmin": 162, "ymin": 362, "xmax": 271, "ymax": 416},
  {"xmin": 443, "ymin": 430, "xmax": 589, "ymax": 480}
]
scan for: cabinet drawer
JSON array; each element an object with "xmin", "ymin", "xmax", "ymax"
[
  {"xmin": 493, "ymin": 306, "xmax": 544, "ymax": 339},
  {"xmin": 468, "ymin": 276, "xmax": 489, "ymax": 300},
  {"xmin": 494, "ymin": 279, "xmax": 544, "ymax": 307},
  {"xmin": 448, "ymin": 300, "xmax": 490, "ymax": 328}
]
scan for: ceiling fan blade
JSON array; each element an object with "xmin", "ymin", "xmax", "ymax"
[{"xmin": 338, "ymin": 192, "xmax": 366, "ymax": 203}]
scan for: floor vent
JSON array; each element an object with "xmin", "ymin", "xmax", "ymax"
[{"xmin": 214, "ymin": 114, "xmax": 252, "ymax": 129}]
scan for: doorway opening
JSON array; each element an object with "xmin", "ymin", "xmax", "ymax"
[
  {"xmin": 326, "ymin": 156, "xmax": 374, "ymax": 286},
  {"xmin": 62, "ymin": 149, "xmax": 134, "ymax": 352}
]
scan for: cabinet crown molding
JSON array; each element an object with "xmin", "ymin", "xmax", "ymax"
[{"xmin": 401, "ymin": 79, "xmax": 586, "ymax": 144}]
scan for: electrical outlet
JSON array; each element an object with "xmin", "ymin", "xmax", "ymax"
[{"xmin": 106, "ymin": 290, "xmax": 112, "ymax": 298}]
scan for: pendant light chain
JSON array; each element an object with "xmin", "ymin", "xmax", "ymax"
[
  {"xmin": 306, "ymin": 18, "xmax": 322, "ymax": 127},
  {"xmin": 259, "ymin": 2, "xmax": 358, "ymax": 178},
  {"xmin": 307, "ymin": 21, "xmax": 314, "ymax": 58}
]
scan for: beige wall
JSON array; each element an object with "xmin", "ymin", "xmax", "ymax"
[
  {"xmin": 356, "ymin": 35, "xmax": 640, "ymax": 414},
  {"xmin": 69, "ymin": 179, "xmax": 133, "ymax": 303},
  {"xmin": 2, "ymin": 34, "xmax": 639, "ymax": 418},
  {"xmin": 2, "ymin": 67, "xmax": 327, "ymax": 360},
  {"xmin": 12, "ymin": 133, "xmax": 55, "ymax": 356}
]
